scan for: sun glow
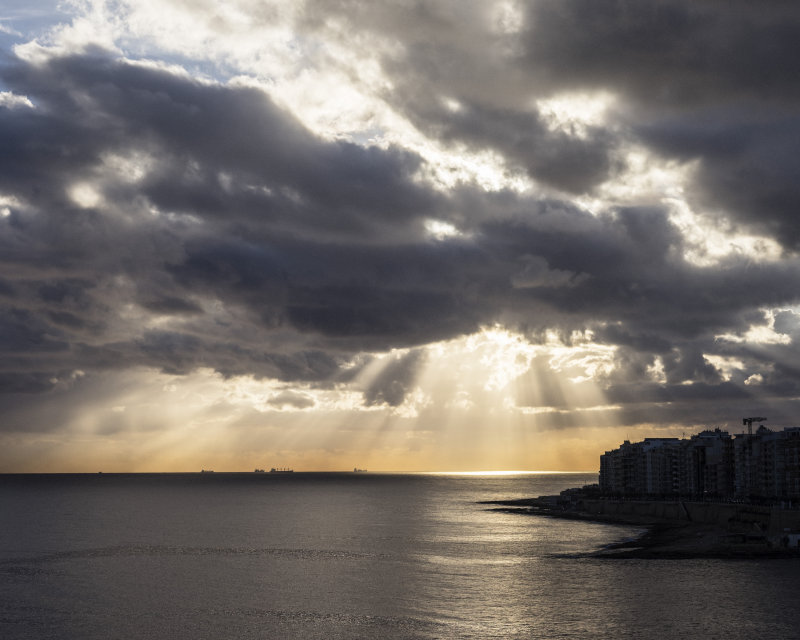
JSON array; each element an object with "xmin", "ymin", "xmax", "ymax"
[
  {"xmin": 68, "ymin": 182, "xmax": 103, "ymax": 208},
  {"xmin": 424, "ymin": 470, "xmax": 589, "ymax": 476},
  {"xmin": 0, "ymin": 326, "xmax": 622, "ymax": 473},
  {"xmin": 536, "ymin": 90, "xmax": 617, "ymax": 138},
  {"xmin": 424, "ymin": 219, "xmax": 464, "ymax": 241}
]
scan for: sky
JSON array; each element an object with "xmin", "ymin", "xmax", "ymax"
[{"xmin": 1, "ymin": 1, "xmax": 800, "ymax": 472}]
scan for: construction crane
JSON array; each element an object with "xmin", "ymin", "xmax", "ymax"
[{"xmin": 743, "ymin": 416, "xmax": 767, "ymax": 436}]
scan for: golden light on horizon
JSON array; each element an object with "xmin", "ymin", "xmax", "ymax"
[{"xmin": 0, "ymin": 324, "xmax": 684, "ymax": 474}]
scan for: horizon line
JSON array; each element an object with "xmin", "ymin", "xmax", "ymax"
[{"xmin": 0, "ymin": 469, "xmax": 599, "ymax": 475}]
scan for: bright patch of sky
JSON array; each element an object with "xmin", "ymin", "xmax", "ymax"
[
  {"xmin": 716, "ymin": 309, "xmax": 792, "ymax": 345},
  {"xmin": 424, "ymin": 219, "xmax": 465, "ymax": 241},
  {"xmin": 703, "ymin": 355, "xmax": 745, "ymax": 382},
  {"xmin": 578, "ymin": 143, "xmax": 783, "ymax": 266},
  {"xmin": 536, "ymin": 90, "xmax": 617, "ymax": 139},
  {"xmin": 133, "ymin": 327, "xmax": 616, "ymax": 428}
]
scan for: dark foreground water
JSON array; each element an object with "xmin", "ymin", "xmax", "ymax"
[{"xmin": 1, "ymin": 472, "xmax": 799, "ymax": 639}]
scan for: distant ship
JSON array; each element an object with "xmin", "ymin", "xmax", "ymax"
[
  {"xmin": 269, "ymin": 467, "xmax": 293, "ymax": 473},
  {"xmin": 254, "ymin": 468, "xmax": 266, "ymax": 473},
  {"xmin": 200, "ymin": 469, "xmax": 214, "ymax": 473},
  {"xmin": 353, "ymin": 468, "xmax": 367, "ymax": 473}
]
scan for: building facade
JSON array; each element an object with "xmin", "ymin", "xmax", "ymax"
[{"xmin": 600, "ymin": 426, "xmax": 800, "ymax": 500}]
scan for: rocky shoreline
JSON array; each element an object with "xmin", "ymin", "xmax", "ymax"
[{"xmin": 481, "ymin": 498, "xmax": 800, "ymax": 559}]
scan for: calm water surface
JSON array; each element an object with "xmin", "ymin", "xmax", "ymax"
[{"xmin": 1, "ymin": 472, "xmax": 799, "ymax": 639}]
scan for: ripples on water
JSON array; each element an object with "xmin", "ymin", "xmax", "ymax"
[{"xmin": 1, "ymin": 472, "xmax": 799, "ymax": 639}]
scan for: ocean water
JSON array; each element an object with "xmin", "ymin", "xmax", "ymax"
[{"xmin": 1, "ymin": 472, "xmax": 799, "ymax": 639}]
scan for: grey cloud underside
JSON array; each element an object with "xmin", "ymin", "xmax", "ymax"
[
  {"xmin": 364, "ymin": 349, "xmax": 425, "ymax": 407},
  {"xmin": 1, "ymin": 10, "xmax": 800, "ymax": 426},
  {"xmin": 393, "ymin": 87, "xmax": 621, "ymax": 194},
  {"xmin": 522, "ymin": 0, "xmax": 800, "ymax": 245},
  {"xmin": 310, "ymin": 0, "xmax": 800, "ymax": 242}
]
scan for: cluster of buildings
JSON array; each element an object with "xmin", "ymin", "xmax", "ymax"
[{"xmin": 599, "ymin": 421, "xmax": 800, "ymax": 501}]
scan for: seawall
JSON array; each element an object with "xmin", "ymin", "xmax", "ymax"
[{"xmin": 579, "ymin": 499, "xmax": 800, "ymax": 535}]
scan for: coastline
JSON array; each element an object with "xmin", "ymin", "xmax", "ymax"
[{"xmin": 482, "ymin": 498, "xmax": 800, "ymax": 559}]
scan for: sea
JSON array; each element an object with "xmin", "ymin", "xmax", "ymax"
[{"xmin": 1, "ymin": 472, "xmax": 799, "ymax": 640}]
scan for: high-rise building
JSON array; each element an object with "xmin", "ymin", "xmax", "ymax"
[
  {"xmin": 601, "ymin": 425, "xmax": 800, "ymax": 500},
  {"xmin": 734, "ymin": 426, "xmax": 800, "ymax": 499}
]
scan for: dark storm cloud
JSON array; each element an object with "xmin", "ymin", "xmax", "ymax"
[
  {"xmin": 2, "ymin": 5, "xmax": 800, "ymax": 434},
  {"xmin": 518, "ymin": 0, "xmax": 800, "ymax": 246},
  {"xmin": 0, "ymin": 308, "xmax": 70, "ymax": 353},
  {"xmin": 593, "ymin": 325, "xmax": 672, "ymax": 354},
  {"xmin": 520, "ymin": 1, "xmax": 800, "ymax": 105},
  {"xmin": 483, "ymin": 205, "xmax": 800, "ymax": 343},
  {"xmin": 394, "ymin": 90, "xmax": 620, "ymax": 194},
  {"xmin": 305, "ymin": 1, "xmax": 800, "ymax": 244},
  {"xmin": 302, "ymin": 1, "xmax": 623, "ymax": 194},
  {"xmin": 0, "ymin": 51, "xmax": 451, "ymax": 391},
  {"xmin": 0, "ymin": 371, "xmax": 61, "ymax": 394},
  {"xmin": 639, "ymin": 109, "xmax": 800, "ymax": 248},
  {"xmin": 139, "ymin": 296, "xmax": 203, "ymax": 315},
  {"xmin": 0, "ymin": 51, "xmax": 435, "ymax": 236}
]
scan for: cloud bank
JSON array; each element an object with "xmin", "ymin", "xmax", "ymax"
[{"xmin": 2, "ymin": 1, "xmax": 800, "ymax": 470}]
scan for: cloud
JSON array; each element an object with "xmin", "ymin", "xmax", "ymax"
[
  {"xmin": 300, "ymin": 1, "xmax": 800, "ymax": 245},
  {"xmin": 395, "ymin": 94, "xmax": 620, "ymax": 194},
  {"xmin": 363, "ymin": 349, "xmax": 425, "ymax": 407},
  {"xmin": 268, "ymin": 390, "xmax": 315, "ymax": 410},
  {"xmin": 517, "ymin": 1, "xmax": 800, "ymax": 246},
  {"xmin": 2, "ymin": 49, "xmax": 800, "ymax": 393},
  {"xmin": 2, "ymin": 2, "xmax": 800, "ymax": 466},
  {"xmin": 520, "ymin": 1, "xmax": 800, "ymax": 104}
]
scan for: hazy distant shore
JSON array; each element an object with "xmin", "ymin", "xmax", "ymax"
[{"xmin": 481, "ymin": 498, "xmax": 800, "ymax": 559}]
